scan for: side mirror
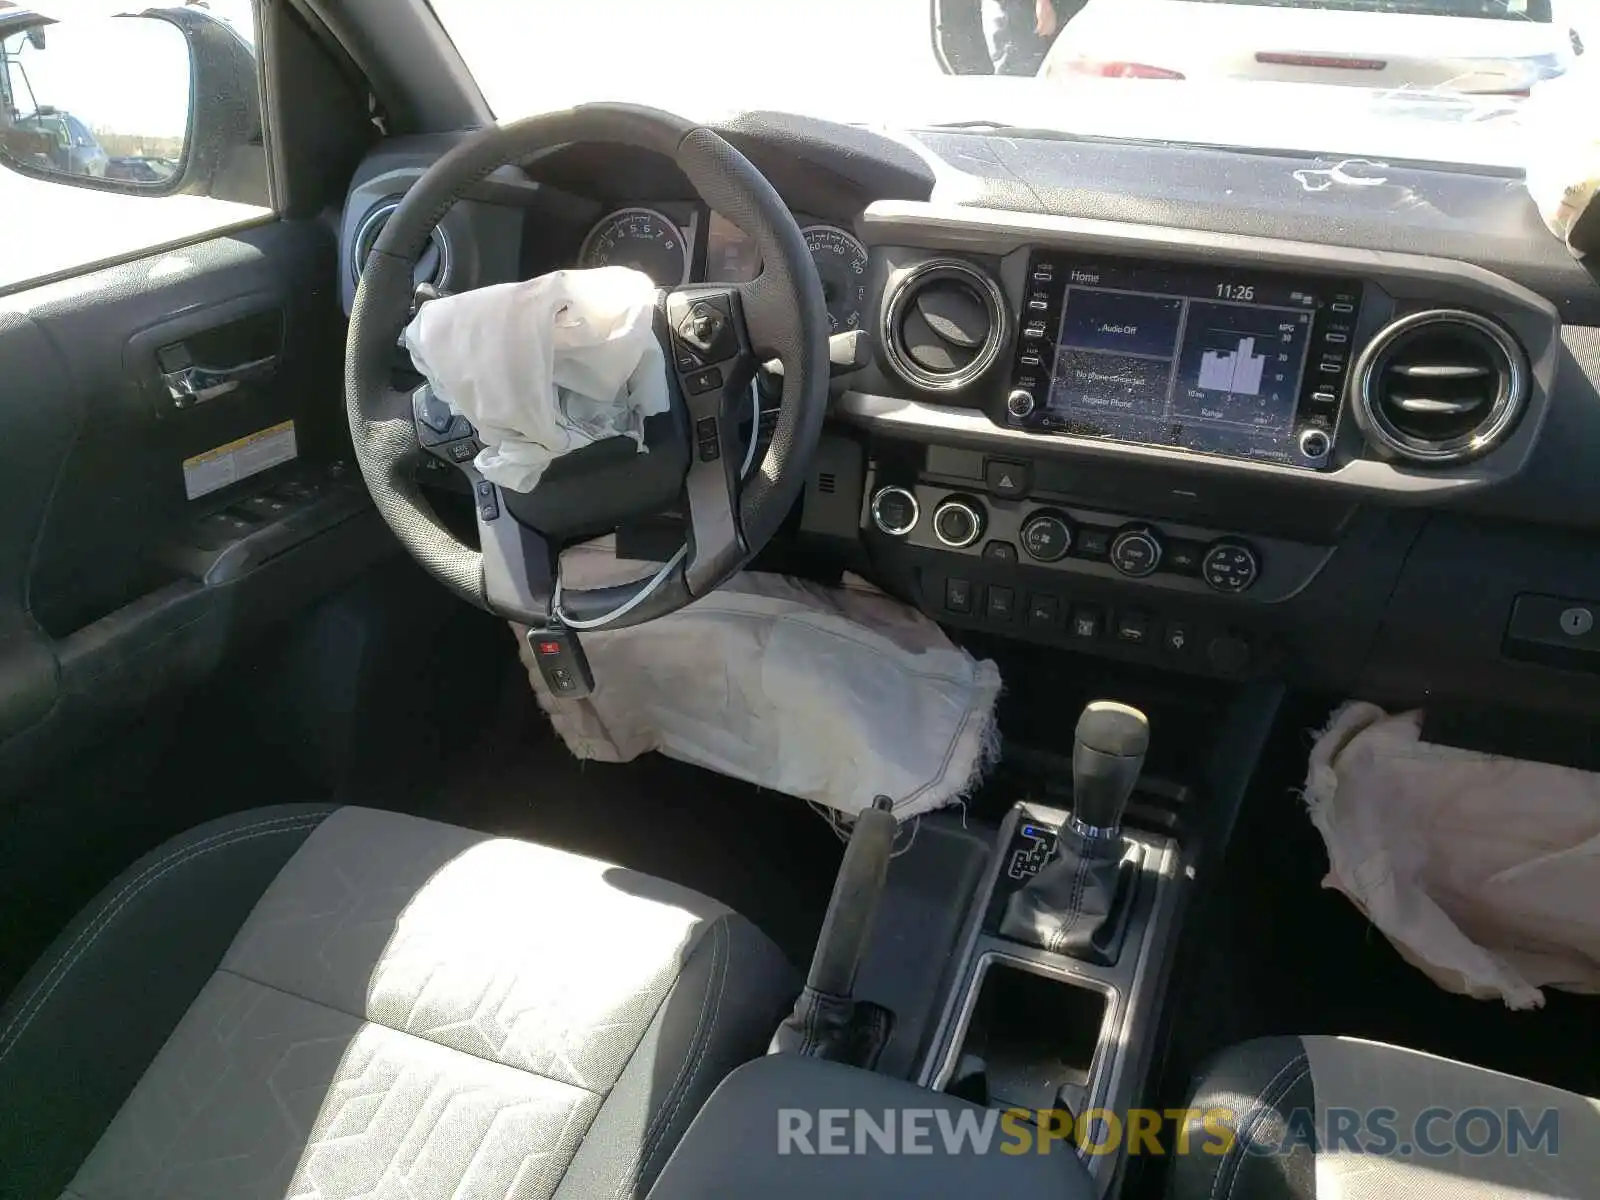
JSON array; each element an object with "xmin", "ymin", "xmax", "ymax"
[{"xmin": 0, "ymin": 6, "xmax": 264, "ymax": 201}]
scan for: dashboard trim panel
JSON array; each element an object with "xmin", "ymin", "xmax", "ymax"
[{"xmin": 852, "ymin": 201, "xmax": 1563, "ymax": 502}]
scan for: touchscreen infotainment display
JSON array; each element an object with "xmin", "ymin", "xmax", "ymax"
[{"xmin": 1009, "ymin": 254, "xmax": 1360, "ymax": 468}]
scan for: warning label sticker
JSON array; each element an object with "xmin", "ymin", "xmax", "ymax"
[{"xmin": 182, "ymin": 420, "xmax": 298, "ymax": 501}]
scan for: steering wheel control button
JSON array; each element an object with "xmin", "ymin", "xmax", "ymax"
[
  {"xmin": 414, "ymin": 387, "xmax": 453, "ymax": 434},
  {"xmin": 475, "ymin": 480, "xmax": 499, "ymax": 522},
  {"xmin": 1115, "ymin": 609, "xmax": 1151, "ymax": 644},
  {"xmin": 1201, "ymin": 540, "xmax": 1261, "ymax": 594},
  {"xmin": 694, "ymin": 416, "xmax": 721, "ymax": 462},
  {"xmin": 986, "ymin": 586, "xmax": 1016, "ymax": 623},
  {"xmin": 1020, "ymin": 512, "xmax": 1073, "ymax": 563},
  {"xmin": 1027, "ymin": 594, "xmax": 1059, "ymax": 627},
  {"xmin": 1070, "ymin": 604, "xmax": 1104, "ymax": 641},
  {"xmin": 1110, "ymin": 527, "xmax": 1163, "ymax": 578},
  {"xmin": 870, "ymin": 486, "xmax": 919, "ymax": 536},
  {"xmin": 984, "ymin": 458, "xmax": 1031, "ymax": 498},
  {"xmin": 676, "ymin": 299, "xmax": 736, "ymax": 361},
  {"xmin": 983, "ymin": 541, "xmax": 1018, "ymax": 563},
  {"xmin": 933, "ymin": 498, "xmax": 986, "ymax": 549},
  {"xmin": 945, "ymin": 578, "xmax": 974, "ymax": 614},
  {"xmin": 1007, "ymin": 389, "xmax": 1036, "ymax": 418},
  {"xmin": 685, "ymin": 366, "xmax": 724, "ymax": 395},
  {"xmin": 447, "ymin": 440, "xmax": 478, "ymax": 464}
]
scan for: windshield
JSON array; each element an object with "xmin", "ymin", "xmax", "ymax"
[{"xmin": 428, "ymin": 0, "xmax": 1592, "ymax": 167}]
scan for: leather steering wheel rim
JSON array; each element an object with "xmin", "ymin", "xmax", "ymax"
[{"xmin": 344, "ymin": 103, "xmax": 830, "ymax": 628}]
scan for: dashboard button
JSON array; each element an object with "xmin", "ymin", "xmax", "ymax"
[
  {"xmin": 1201, "ymin": 540, "xmax": 1260, "ymax": 594},
  {"xmin": 1299, "ymin": 428, "xmax": 1332, "ymax": 460},
  {"xmin": 1165, "ymin": 540, "xmax": 1205, "ymax": 575},
  {"xmin": 1109, "ymin": 527, "xmax": 1163, "ymax": 578},
  {"xmin": 1020, "ymin": 512, "xmax": 1073, "ymax": 563},
  {"xmin": 985, "ymin": 459, "xmax": 1031, "ymax": 498},
  {"xmin": 1162, "ymin": 621, "xmax": 1193, "ymax": 656},
  {"xmin": 945, "ymin": 578, "xmax": 974, "ymax": 614},
  {"xmin": 1027, "ymin": 594, "xmax": 1059, "ymax": 627},
  {"xmin": 1070, "ymin": 605, "xmax": 1104, "ymax": 640},
  {"xmin": 870, "ymin": 486, "xmax": 919, "ymax": 536},
  {"xmin": 984, "ymin": 540, "xmax": 1018, "ymax": 563},
  {"xmin": 986, "ymin": 586, "xmax": 1016, "ymax": 622},
  {"xmin": 933, "ymin": 497, "xmax": 986, "ymax": 549},
  {"xmin": 1115, "ymin": 609, "xmax": 1151, "ymax": 644},
  {"xmin": 1075, "ymin": 527, "xmax": 1111, "ymax": 559}
]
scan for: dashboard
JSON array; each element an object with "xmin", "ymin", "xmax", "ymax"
[{"xmin": 337, "ymin": 118, "xmax": 1600, "ymax": 723}]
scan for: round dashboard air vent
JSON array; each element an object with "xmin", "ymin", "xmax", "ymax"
[
  {"xmin": 350, "ymin": 200, "xmax": 452, "ymax": 292},
  {"xmin": 1352, "ymin": 309, "xmax": 1528, "ymax": 464},
  {"xmin": 881, "ymin": 259, "xmax": 1008, "ymax": 392}
]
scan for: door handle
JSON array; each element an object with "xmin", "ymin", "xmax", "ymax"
[{"xmin": 163, "ymin": 354, "xmax": 279, "ymax": 408}]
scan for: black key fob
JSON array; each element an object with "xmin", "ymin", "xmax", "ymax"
[{"xmin": 525, "ymin": 624, "xmax": 595, "ymax": 699}]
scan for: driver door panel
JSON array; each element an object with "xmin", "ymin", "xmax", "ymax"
[{"xmin": 0, "ymin": 219, "xmax": 394, "ymax": 795}]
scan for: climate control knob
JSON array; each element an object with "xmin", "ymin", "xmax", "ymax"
[
  {"xmin": 1020, "ymin": 511, "xmax": 1073, "ymax": 562},
  {"xmin": 1109, "ymin": 526, "xmax": 1163, "ymax": 578},
  {"xmin": 1201, "ymin": 539, "xmax": 1260, "ymax": 594},
  {"xmin": 932, "ymin": 497, "xmax": 986, "ymax": 549}
]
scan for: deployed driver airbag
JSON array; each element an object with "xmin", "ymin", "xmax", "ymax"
[{"xmin": 403, "ymin": 266, "xmax": 669, "ymax": 492}]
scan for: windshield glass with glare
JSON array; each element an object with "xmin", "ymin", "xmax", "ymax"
[{"xmin": 428, "ymin": 0, "xmax": 1590, "ymax": 166}]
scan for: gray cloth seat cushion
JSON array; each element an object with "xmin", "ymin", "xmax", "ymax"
[
  {"xmin": 0, "ymin": 805, "xmax": 797, "ymax": 1199},
  {"xmin": 1168, "ymin": 1035, "xmax": 1600, "ymax": 1200}
]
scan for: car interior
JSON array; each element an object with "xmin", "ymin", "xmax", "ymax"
[{"xmin": 2, "ymin": 1, "xmax": 1599, "ymax": 1198}]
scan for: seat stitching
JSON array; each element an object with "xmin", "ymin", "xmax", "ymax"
[
  {"xmin": 0, "ymin": 815, "xmax": 324, "ymax": 1065},
  {"xmin": 631, "ymin": 918, "xmax": 726, "ymax": 1181},
  {"xmin": 638, "ymin": 917, "xmax": 730, "ymax": 1184},
  {"xmin": 1225, "ymin": 1063, "xmax": 1311, "ymax": 1200},
  {"xmin": 214, "ymin": 968, "xmax": 604, "ymax": 1098},
  {"xmin": 1208, "ymin": 1053, "xmax": 1309, "ymax": 1200}
]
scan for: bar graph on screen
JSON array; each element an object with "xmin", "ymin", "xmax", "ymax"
[{"xmin": 1197, "ymin": 335, "xmax": 1266, "ymax": 396}]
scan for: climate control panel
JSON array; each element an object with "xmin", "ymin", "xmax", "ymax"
[{"xmin": 870, "ymin": 485, "xmax": 1272, "ymax": 596}]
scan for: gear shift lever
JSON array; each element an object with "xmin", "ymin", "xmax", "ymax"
[
  {"xmin": 999, "ymin": 701, "xmax": 1149, "ymax": 960},
  {"xmin": 1067, "ymin": 701, "xmax": 1150, "ymax": 838}
]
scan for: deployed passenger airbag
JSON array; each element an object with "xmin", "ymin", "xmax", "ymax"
[{"xmin": 1306, "ymin": 702, "xmax": 1600, "ymax": 1009}]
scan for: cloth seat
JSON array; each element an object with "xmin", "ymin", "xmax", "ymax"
[
  {"xmin": 0, "ymin": 805, "xmax": 797, "ymax": 1199},
  {"xmin": 1168, "ymin": 1035, "xmax": 1600, "ymax": 1200}
]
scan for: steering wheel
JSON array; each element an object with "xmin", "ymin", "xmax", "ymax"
[{"xmin": 345, "ymin": 104, "xmax": 830, "ymax": 633}]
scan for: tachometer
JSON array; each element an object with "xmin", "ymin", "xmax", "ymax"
[
  {"xmin": 577, "ymin": 207, "xmax": 689, "ymax": 287},
  {"xmin": 802, "ymin": 225, "xmax": 869, "ymax": 333}
]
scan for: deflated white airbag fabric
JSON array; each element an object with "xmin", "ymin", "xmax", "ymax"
[
  {"xmin": 515, "ymin": 540, "xmax": 1002, "ymax": 822},
  {"xmin": 1305, "ymin": 701, "xmax": 1600, "ymax": 1010},
  {"xmin": 403, "ymin": 266, "xmax": 669, "ymax": 492}
]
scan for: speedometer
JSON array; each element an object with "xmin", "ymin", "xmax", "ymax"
[
  {"xmin": 802, "ymin": 225, "xmax": 869, "ymax": 333},
  {"xmin": 577, "ymin": 207, "xmax": 689, "ymax": 287}
]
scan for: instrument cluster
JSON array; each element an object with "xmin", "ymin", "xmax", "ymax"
[{"xmin": 576, "ymin": 204, "xmax": 869, "ymax": 334}]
